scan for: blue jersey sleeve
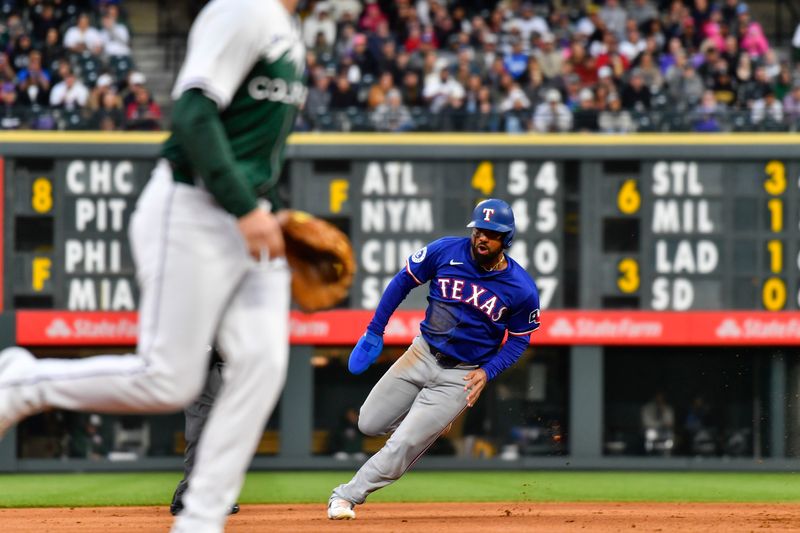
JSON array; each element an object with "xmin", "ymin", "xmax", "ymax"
[
  {"xmin": 507, "ymin": 284, "xmax": 541, "ymax": 336},
  {"xmin": 404, "ymin": 238, "xmax": 449, "ymax": 284}
]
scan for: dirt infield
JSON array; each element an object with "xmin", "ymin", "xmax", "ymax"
[{"xmin": 1, "ymin": 502, "xmax": 799, "ymax": 532}]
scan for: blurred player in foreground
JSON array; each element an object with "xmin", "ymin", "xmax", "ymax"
[
  {"xmin": 328, "ymin": 199, "xmax": 541, "ymax": 520},
  {"xmin": 0, "ymin": 0, "xmax": 304, "ymax": 531}
]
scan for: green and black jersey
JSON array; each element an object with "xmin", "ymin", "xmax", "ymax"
[{"xmin": 161, "ymin": 0, "xmax": 306, "ymax": 216}]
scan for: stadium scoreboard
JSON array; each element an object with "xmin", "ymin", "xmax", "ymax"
[{"xmin": 3, "ymin": 135, "xmax": 800, "ymax": 317}]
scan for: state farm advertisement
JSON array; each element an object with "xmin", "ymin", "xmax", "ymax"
[{"xmin": 15, "ymin": 310, "xmax": 800, "ymax": 347}]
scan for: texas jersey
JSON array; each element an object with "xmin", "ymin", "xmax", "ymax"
[
  {"xmin": 161, "ymin": 0, "xmax": 306, "ymax": 197},
  {"xmin": 406, "ymin": 237, "xmax": 540, "ymax": 365}
]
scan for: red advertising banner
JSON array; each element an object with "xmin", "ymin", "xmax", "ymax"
[{"xmin": 15, "ymin": 309, "xmax": 800, "ymax": 347}]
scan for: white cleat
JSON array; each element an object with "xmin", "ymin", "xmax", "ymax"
[
  {"xmin": 327, "ymin": 497, "xmax": 356, "ymax": 520},
  {"xmin": 0, "ymin": 347, "xmax": 39, "ymax": 439}
]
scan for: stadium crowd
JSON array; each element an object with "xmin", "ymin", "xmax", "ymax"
[
  {"xmin": 0, "ymin": 1, "xmax": 794, "ymax": 133},
  {"xmin": 296, "ymin": 0, "xmax": 797, "ymax": 133},
  {"xmin": 0, "ymin": 0, "xmax": 161, "ymax": 131}
]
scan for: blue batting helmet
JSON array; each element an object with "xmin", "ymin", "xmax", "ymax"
[{"xmin": 467, "ymin": 198, "xmax": 515, "ymax": 248}]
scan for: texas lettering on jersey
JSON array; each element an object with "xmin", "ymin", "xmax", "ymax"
[
  {"xmin": 405, "ymin": 236, "xmax": 540, "ymax": 365},
  {"xmin": 435, "ymin": 278, "xmax": 507, "ymax": 322}
]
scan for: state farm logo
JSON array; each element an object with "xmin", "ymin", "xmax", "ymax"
[
  {"xmin": 289, "ymin": 318, "xmax": 330, "ymax": 337},
  {"xmin": 44, "ymin": 318, "xmax": 136, "ymax": 339},
  {"xmin": 546, "ymin": 317, "xmax": 662, "ymax": 338},
  {"xmin": 46, "ymin": 319, "xmax": 73, "ymax": 338},
  {"xmin": 549, "ymin": 318, "xmax": 575, "ymax": 337},
  {"xmin": 715, "ymin": 318, "xmax": 800, "ymax": 339},
  {"xmin": 715, "ymin": 319, "xmax": 742, "ymax": 338}
]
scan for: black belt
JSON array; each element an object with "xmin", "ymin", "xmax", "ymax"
[{"xmin": 433, "ymin": 351, "xmax": 466, "ymax": 369}]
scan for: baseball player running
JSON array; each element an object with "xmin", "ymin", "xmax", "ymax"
[
  {"xmin": 0, "ymin": 1, "xmax": 305, "ymax": 532},
  {"xmin": 328, "ymin": 199, "xmax": 541, "ymax": 520}
]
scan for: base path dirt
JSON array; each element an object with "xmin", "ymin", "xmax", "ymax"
[{"xmin": 1, "ymin": 502, "xmax": 799, "ymax": 532}]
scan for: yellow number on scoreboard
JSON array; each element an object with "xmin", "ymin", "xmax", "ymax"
[
  {"xmin": 767, "ymin": 198, "xmax": 783, "ymax": 233},
  {"xmin": 767, "ymin": 240, "xmax": 783, "ymax": 273},
  {"xmin": 617, "ymin": 258, "xmax": 640, "ymax": 293},
  {"xmin": 762, "ymin": 277, "xmax": 786, "ymax": 310},
  {"xmin": 31, "ymin": 177, "xmax": 53, "ymax": 214},
  {"xmin": 617, "ymin": 179, "xmax": 641, "ymax": 215},
  {"xmin": 471, "ymin": 161, "xmax": 495, "ymax": 195},
  {"xmin": 764, "ymin": 160, "xmax": 786, "ymax": 195}
]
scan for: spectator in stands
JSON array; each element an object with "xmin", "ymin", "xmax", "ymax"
[
  {"xmin": 423, "ymin": 64, "xmax": 464, "ymax": 114},
  {"xmin": 567, "ymin": 41, "xmax": 597, "ymax": 87},
  {"xmin": 620, "ymin": 25, "xmax": 646, "ymax": 63},
  {"xmin": 572, "ymin": 87, "xmax": 600, "ymax": 132},
  {"xmin": 666, "ymin": 59, "xmax": 704, "ymax": 110},
  {"xmin": 621, "ymin": 69, "xmax": 652, "ymax": 111},
  {"xmin": 628, "ymin": 0, "xmax": 659, "ymax": 28},
  {"xmin": 366, "ymin": 70, "xmax": 393, "ymax": 109},
  {"xmin": 636, "ymin": 52, "xmax": 663, "ymax": 92},
  {"xmin": 329, "ymin": 0, "xmax": 362, "ymax": 22},
  {"xmin": 305, "ymin": 66, "xmax": 332, "ymax": 116},
  {"xmin": 121, "ymin": 70, "xmax": 147, "ymax": 107},
  {"xmin": 359, "ymin": 0, "xmax": 388, "ymax": 34},
  {"xmin": 329, "ymin": 72, "xmax": 359, "ymax": 108},
  {"xmin": 10, "ymin": 34, "xmax": 34, "ymax": 72},
  {"xmin": 711, "ymin": 63, "xmax": 736, "ymax": 107},
  {"xmin": 124, "ymin": 84, "xmax": 161, "ymax": 130},
  {"xmin": 371, "ymin": 87, "xmax": 413, "ymax": 132},
  {"xmin": 509, "ymin": 2, "xmax": 549, "ymax": 43},
  {"xmin": 793, "ymin": 21, "xmax": 800, "ymax": 63},
  {"xmin": 750, "ymin": 89, "xmax": 783, "ymax": 126},
  {"xmin": 63, "ymin": 12, "xmax": 103, "ymax": 55},
  {"xmin": 532, "ymin": 88, "xmax": 572, "ymax": 133},
  {"xmin": 31, "ymin": 2, "xmax": 61, "ymax": 44},
  {"xmin": 738, "ymin": 64, "xmax": 770, "ymax": 107},
  {"xmin": 691, "ymin": 90, "xmax": 723, "ymax": 132},
  {"xmin": 41, "ymin": 27, "xmax": 65, "ymax": 71},
  {"xmin": 599, "ymin": 92, "xmax": 635, "ymax": 133},
  {"xmin": 600, "ymin": 0, "xmax": 628, "ymax": 41},
  {"xmin": 498, "ymin": 82, "xmax": 530, "ymax": 133},
  {"xmin": 0, "ymin": 82, "xmax": 26, "ymax": 129},
  {"xmin": 399, "ymin": 69, "xmax": 423, "ymax": 108},
  {"xmin": 0, "ymin": 13, "xmax": 26, "ymax": 51},
  {"xmin": 87, "ymin": 72, "xmax": 116, "ymax": 111},
  {"xmin": 90, "ymin": 86, "xmax": 124, "ymax": 131},
  {"xmin": 782, "ymin": 84, "xmax": 800, "ymax": 125},
  {"xmin": 773, "ymin": 66, "xmax": 793, "ymax": 101},
  {"xmin": 100, "ymin": 4, "xmax": 131, "ymax": 57},
  {"xmin": 736, "ymin": 5, "xmax": 769, "ymax": 59},
  {"xmin": 17, "ymin": 50, "xmax": 50, "ymax": 106},
  {"xmin": 49, "ymin": 67, "xmax": 89, "ymax": 110},
  {"xmin": 503, "ymin": 36, "xmax": 528, "ymax": 80},
  {"xmin": 303, "ymin": 1, "xmax": 336, "ymax": 50},
  {"xmin": 534, "ymin": 33, "xmax": 562, "ymax": 80},
  {"xmin": 350, "ymin": 32, "xmax": 377, "ymax": 78}
]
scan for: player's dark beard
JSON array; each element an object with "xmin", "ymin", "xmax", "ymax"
[{"xmin": 470, "ymin": 240, "xmax": 503, "ymax": 270}]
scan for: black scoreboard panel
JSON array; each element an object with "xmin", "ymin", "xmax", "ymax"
[
  {"xmin": 587, "ymin": 158, "xmax": 800, "ymax": 310},
  {"xmin": 6, "ymin": 157, "xmax": 152, "ymax": 310},
  {"xmin": 5, "ymin": 140, "xmax": 800, "ymax": 314},
  {"xmin": 291, "ymin": 158, "xmax": 565, "ymax": 311}
]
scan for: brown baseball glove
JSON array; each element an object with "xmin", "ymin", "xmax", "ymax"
[{"xmin": 277, "ymin": 210, "xmax": 356, "ymax": 312}]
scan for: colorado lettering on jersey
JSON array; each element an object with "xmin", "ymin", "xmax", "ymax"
[
  {"xmin": 436, "ymin": 278, "xmax": 507, "ymax": 322},
  {"xmin": 248, "ymin": 77, "xmax": 307, "ymax": 106}
]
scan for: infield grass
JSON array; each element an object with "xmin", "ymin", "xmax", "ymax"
[{"xmin": 1, "ymin": 471, "xmax": 800, "ymax": 507}]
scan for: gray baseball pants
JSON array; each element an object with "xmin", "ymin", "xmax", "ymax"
[
  {"xmin": 332, "ymin": 336, "xmax": 475, "ymax": 505},
  {"xmin": 173, "ymin": 361, "xmax": 224, "ymax": 502}
]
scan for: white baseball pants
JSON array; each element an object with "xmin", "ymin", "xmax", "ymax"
[{"xmin": 9, "ymin": 160, "xmax": 290, "ymax": 533}]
